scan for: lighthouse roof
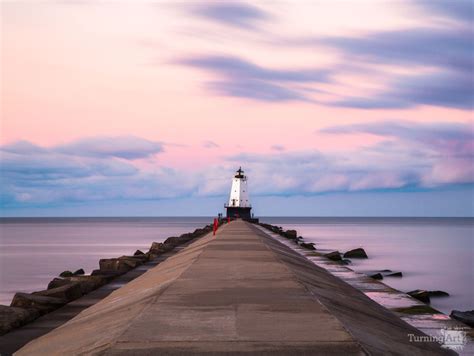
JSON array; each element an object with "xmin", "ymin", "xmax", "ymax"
[{"xmin": 235, "ymin": 167, "xmax": 245, "ymax": 178}]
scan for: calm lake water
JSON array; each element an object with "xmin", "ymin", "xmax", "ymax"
[
  {"xmin": 0, "ymin": 217, "xmax": 472, "ymax": 315},
  {"xmin": 263, "ymin": 217, "xmax": 474, "ymax": 315},
  {"xmin": 0, "ymin": 217, "xmax": 212, "ymax": 305}
]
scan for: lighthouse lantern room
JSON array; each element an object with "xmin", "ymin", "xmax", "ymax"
[{"xmin": 225, "ymin": 167, "xmax": 252, "ymax": 220}]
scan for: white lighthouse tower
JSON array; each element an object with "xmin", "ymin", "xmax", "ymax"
[{"xmin": 225, "ymin": 167, "xmax": 253, "ymax": 220}]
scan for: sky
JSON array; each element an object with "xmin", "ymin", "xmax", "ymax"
[{"xmin": 0, "ymin": 0, "xmax": 473, "ymax": 217}]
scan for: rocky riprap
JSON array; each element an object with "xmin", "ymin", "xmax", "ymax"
[
  {"xmin": 0, "ymin": 224, "xmax": 215, "ymax": 336},
  {"xmin": 258, "ymin": 224, "xmax": 316, "ymax": 251}
]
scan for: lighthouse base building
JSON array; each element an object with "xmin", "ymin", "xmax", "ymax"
[
  {"xmin": 226, "ymin": 206, "xmax": 252, "ymax": 220},
  {"xmin": 225, "ymin": 167, "xmax": 256, "ymax": 221}
]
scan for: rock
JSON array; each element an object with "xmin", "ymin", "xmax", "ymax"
[
  {"xmin": 119, "ymin": 255, "xmax": 144, "ymax": 264},
  {"xmin": 324, "ymin": 251, "xmax": 342, "ymax": 261},
  {"xmin": 149, "ymin": 242, "xmax": 167, "ymax": 254},
  {"xmin": 145, "ymin": 252, "xmax": 158, "ymax": 261},
  {"xmin": 98, "ymin": 258, "xmax": 129, "ymax": 273},
  {"xmin": 69, "ymin": 275, "xmax": 109, "ymax": 293},
  {"xmin": 407, "ymin": 290, "xmax": 449, "ymax": 303},
  {"xmin": 393, "ymin": 305, "xmax": 440, "ymax": 315},
  {"xmin": 192, "ymin": 228, "xmax": 207, "ymax": 236},
  {"xmin": 119, "ymin": 254, "xmax": 147, "ymax": 263},
  {"xmin": 284, "ymin": 230, "xmax": 297, "ymax": 239},
  {"xmin": 378, "ymin": 270, "xmax": 402, "ymax": 277},
  {"xmin": 160, "ymin": 243, "xmax": 175, "ymax": 253},
  {"xmin": 90, "ymin": 269, "xmax": 122, "ymax": 280},
  {"xmin": 369, "ymin": 273, "xmax": 383, "ymax": 280},
  {"xmin": 179, "ymin": 233, "xmax": 193, "ymax": 241},
  {"xmin": 450, "ymin": 310, "xmax": 474, "ymax": 327},
  {"xmin": 260, "ymin": 223, "xmax": 282, "ymax": 235},
  {"xmin": 34, "ymin": 282, "xmax": 83, "ymax": 301},
  {"xmin": 73, "ymin": 268, "xmax": 85, "ymax": 275},
  {"xmin": 99, "ymin": 257, "xmax": 141, "ymax": 273},
  {"xmin": 0, "ymin": 305, "xmax": 40, "ymax": 336},
  {"xmin": 386, "ymin": 272, "xmax": 403, "ymax": 277},
  {"xmin": 149, "ymin": 241, "xmax": 162, "ymax": 250},
  {"xmin": 164, "ymin": 236, "xmax": 181, "ymax": 246},
  {"xmin": 408, "ymin": 290, "xmax": 430, "ymax": 303},
  {"xmin": 59, "ymin": 270, "xmax": 73, "ymax": 278},
  {"xmin": 10, "ymin": 293, "xmax": 67, "ymax": 314},
  {"xmin": 429, "ymin": 290, "xmax": 449, "ymax": 297},
  {"xmin": 47, "ymin": 277, "xmax": 71, "ymax": 290},
  {"xmin": 300, "ymin": 242, "xmax": 316, "ymax": 250},
  {"xmin": 134, "ymin": 249, "xmax": 145, "ymax": 256},
  {"xmin": 341, "ymin": 259, "xmax": 352, "ymax": 265},
  {"xmin": 343, "ymin": 248, "xmax": 368, "ymax": 259}
]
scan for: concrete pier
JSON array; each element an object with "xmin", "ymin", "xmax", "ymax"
[{"xmin": 16, "ymin": 220, "xmax": 450, "ymax": 355}]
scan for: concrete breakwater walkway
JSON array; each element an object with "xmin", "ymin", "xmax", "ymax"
[{"xmin": 16, "ymin": 220, "xmax": 450, "ymax": 355}]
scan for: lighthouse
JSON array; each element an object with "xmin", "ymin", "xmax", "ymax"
[{"xmin": 225, "ymin": 167, "xmax": 253, "ymax": 220}]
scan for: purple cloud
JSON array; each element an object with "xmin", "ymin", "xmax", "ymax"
[
  {"xmin": 321, "ymin": 121, "xmax": 474, "ymax": 157},
  {"xmin": 177, "ymin": 55, "xmax": 329, "ymax": 102},
  {"xmin": 189, "ymin": 2, "xmax": 269, "ymax": 29},
  {"xmin": 316, "ymin": 26, "xmax": 474, "ymax": 110},
  {"xmin": 319, "ymin": 28, "xmax": 472, "ymax": 74},
  {"xmin": 415, "ymin": 0, "xmax": 473, "ymax": 24},
  {"xmin": 271, "ymin": 144, "xmax": 285, "ymax": 151},
  {"xmin": 320, "ymin": 120, "xmax": 474, "ymax": 186},
  {"xmin": 203, "ymin": 140, "xmax": 219, "ymax": 148}
]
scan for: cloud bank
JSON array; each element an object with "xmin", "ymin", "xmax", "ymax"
[{"xmin": 2, "ymin": 122, "xmax": 472, "ymax": 208}]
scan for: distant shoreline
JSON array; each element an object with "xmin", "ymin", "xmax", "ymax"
[{"xmin": 1, "ymin": 216, "xmax": 474, "ymax": 220}]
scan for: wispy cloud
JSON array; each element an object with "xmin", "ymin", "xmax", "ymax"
[
  {"xmin": 319, "ymin": 28, "xmax": 472, "ymax": 73},
  {"xmin": 188, "ymin": 2, "xmax": 270, "ymax": 29},
  {"xmin": 203, "ymin": 140, "xmax": 220, "ymax": 148},
  {"xmin": 332, "ymin": 71, "xmax": 473, "ymax": 110},
  {"xmin": 271, "ymin": 144, "xmax": 285, "ymax": 151},
  {"xmin": 414, "ymin": 0, "xmax": 473, "ymax": 24},
  {"xmin": 177, "ymin": 55, "xmax": 329, "ymax": 102},
  {"xmin": 321, "ymin": 121, "xmax": 474, "ymax": 151}
]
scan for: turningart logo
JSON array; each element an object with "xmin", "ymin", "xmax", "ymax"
[{"xmin": 408, "ymin": 326, "xmax": 468, "ymax": 352}]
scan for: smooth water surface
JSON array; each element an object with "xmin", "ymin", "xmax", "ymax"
[
  {"xmin": 262, "ymin": 217, "xmax": 474, "ymax": 315},
  {"xmin": 0, "ymin": 217, "xmax": 212, "ymax": 305}
]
